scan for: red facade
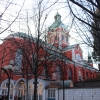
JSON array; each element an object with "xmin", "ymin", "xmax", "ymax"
[
  {"xmin": 0, "ymin": 13, "xmax": 99, "ymax": 85},
  {"xmin": 0, "ymin": 32, "xmax": 99, "ymax": 84}
]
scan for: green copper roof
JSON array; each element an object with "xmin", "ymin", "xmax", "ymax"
[
  {"xmin": 8, "ymin": 32, "xmax": 37, "ymax": 41},
  {"xmin": 48, "ymin": 12, "xmax": 68, "ymax": 31},
  {"xmin": 88, "ymin": 59, "xmax": 93, "ymax": 63},
  {"xmin": 13, "ymin": 32, "xmax": 33, "ymax": 39},
  {"xmin": 63, "ymin": 44, "xmax": 77, "ymax": 51}
]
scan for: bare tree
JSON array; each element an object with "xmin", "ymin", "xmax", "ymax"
[
  {"xmin": 0, "ymin": 1, "xmax": 62, "ymax": 100},
  {"xmin": 0, "ymin": 0, "xmax": 25, "ymax": 35},
  {"xmin": 65, "ymin": 0, "xmax": 100, "ymax": 65},
  {"xmin": 0, "ymin": 0, "xmax": 81, "ymax": 100}
]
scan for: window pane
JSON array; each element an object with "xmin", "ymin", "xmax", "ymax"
[
  {"xmin": 10, "ymin": 95, "xmax": 13, "ymax": 99},
  {"xmin": 56, "ymin": 66, "xmax": 61, "ymax": 80},
  {"xmin": 66, "ymin": 37, "xmax": 68, "ymax": 42},
  {"xmin": 14, "ymin": 49, "xmax": 22, "ymax": 71},
  {"xmin": 39, "ymin": 94, "xmax": 42, "ymax": 100},
  {"xmin": 68, "ymin": 68, "xmax": 72, "ymax": 80},
  {"xmin": 11, "ymin": 83, "xmax": 13, "ymax": 88},
  {"xmin": 51, "ymin": 90, "xmax": 52, "ymax": 97},
  {"xmin": 48, "ymin": 89, "xmax": 55, "ymax": 98},
  {"xmin": 6, "ymin": 82, "xmax": 9, "ymax": 87},
  {"xmin": 53, "ymin": 90, "xmax": 55, "ymax": 97},
  {"xmin": 55, "ymin": 35, "xmax": 58, "ymax": 40},
  {"xmin": 48, "ymin": 90, "xmax": 50, "ymax": 97},
  {"xmin": 62, "ymin": 35, "xmax": 64, "ymax": 40}
]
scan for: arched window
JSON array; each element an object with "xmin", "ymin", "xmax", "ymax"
[
  {"xmin": 66, "ymin": 37, "xmax": 68, "ymax": 42},
  {"xmin": 49, "ymin": 37, "xmax": 53, "ymax": 44},
  {"xmin": 56, "ymin": 66, "xmax": 61, "ymax": 80},
  {"xmin": 1, "ymin": 81, "xmax": 14, "ymax": 99},
  {"xmin": 86, "ymin": 72, "xmax": 88, "ymax": 79},
  {"xmin": 14, "ymin": 49, "xmax": 22, "ymax": 71},
  {"xmin": 28, "ymin": 80, "xmax": 44, "ymax": 100},
  {"xmin": 76, "ymin": 54, "xmax": 82, "ymax": 62},
  {"xmin": 41, "ymin": 69, "xmax": 45, "ymax": 75},
  {"xmin": 15, "ymin": 79, "xmax": 26, "ymax": 100},
  {"xmin": 61, "ymin": 35, "xmax": 64, "ymax": 40},
  {"xmin": 86, "ymin": 72, "xmax": 88, "ymax": 78},
  {"xmin": 55, "ymin": 35, "xmax": 58, "ymax": 40},
  {"xmin": 68, "ymin": 68, "xmax": 72, "ymax": 80},
  {"xmin": 78, "ymin": 70, "xmax": 83, "ymax": 81},
  {"xmin": 31, "ymin": 52, "xmax": 36, "ymax": 70}
]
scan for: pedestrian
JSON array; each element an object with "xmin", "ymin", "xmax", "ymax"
[{"xmin": 14, "ymin": 96, "xmax": 18, "ymax": 100}]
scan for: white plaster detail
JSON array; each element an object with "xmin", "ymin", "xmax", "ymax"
[
  {"xmin": 3, "ymin": 60, "xmax": 20, "ymax": 72},
  {"xmin": 75, "ymin": 53, "xmax": 82, "ymax": 62}
]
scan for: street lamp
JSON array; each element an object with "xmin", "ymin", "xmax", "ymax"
[{"xmin": 1, "ymin": 60, "xmax": 19, "ymax": 100}]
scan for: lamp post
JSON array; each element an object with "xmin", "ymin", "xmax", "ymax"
[{"xmin": 1, "ymin": 60, "xmax": 19, "ymax": 100}]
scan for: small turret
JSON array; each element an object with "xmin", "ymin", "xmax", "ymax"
[{"xmin": 88, "ymin": 52, "xmax": 93, "ymax": 66}]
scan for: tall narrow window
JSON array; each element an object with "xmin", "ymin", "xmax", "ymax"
[
  {"xmin": 1, "ymin": 81, "xmax": 14, "ymax": 99},
  {"xmin": 14, "ymin": 49, "xmax": 22, "ymax": 71},
  {"xmin": 61, "ymin": 35, "xmax": 64, "ymax": 40},
  {"xmin": 31, "ymin": 52, "xmax": 36, "ymax": 70},
  {"xmin": 86, "ymin": 72, "xmax": 88, "ymax": 79},
  {"xmin": 66, "ymin": 37, "xmax": 68, "ymax": 42},
  {"xmin": 56, "ymin": 66, "xmax": 61, "ymax": 80},
  {"xmin": 50, "ymin": 37, "xmax": 52, "ymax": 44},
  {"xmin": 28, "ymin": 81, "xmax": 43, "ymax": 100},
  {"xmin": 68, "ymin": 68, "xmax": 72, "ymax": 80},
  {"xmin": 55, "ymin": 35, "xmax": 58, "ymax": 40},
  {"xmin": 41, "ymin": 69, "xmax": 45, "ymax": 75}
]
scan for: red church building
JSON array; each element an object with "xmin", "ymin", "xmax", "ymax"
[{"xmin": 0, "ymin": 12, "xmax": 99, "ymax": 100}]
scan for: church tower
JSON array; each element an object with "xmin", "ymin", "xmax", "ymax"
[{"xmin": 47, "ymin": 12, "xmax": 69, "ymax": 49}]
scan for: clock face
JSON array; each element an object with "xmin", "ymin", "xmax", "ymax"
[{"xmin": 76, "ymin": 54, "xmax": 82, "ymax": 62}]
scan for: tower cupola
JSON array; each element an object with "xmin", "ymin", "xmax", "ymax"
[
  {"xmin": 47, "ymin": 12, "xmax": 69, "ymax": 49},
  {"xmin": 54, "ymin": 12, "xmax": 61, "ymax": 22}
]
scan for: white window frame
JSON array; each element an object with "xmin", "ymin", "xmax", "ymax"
[{"xmin": 47, "ymin": 89, "xmax": 56, "ymax": 99}]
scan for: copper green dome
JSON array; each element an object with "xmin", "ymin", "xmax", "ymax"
[{"xmin": 48, "ymin": 12, "xmax": 68, "ymax": 31}]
